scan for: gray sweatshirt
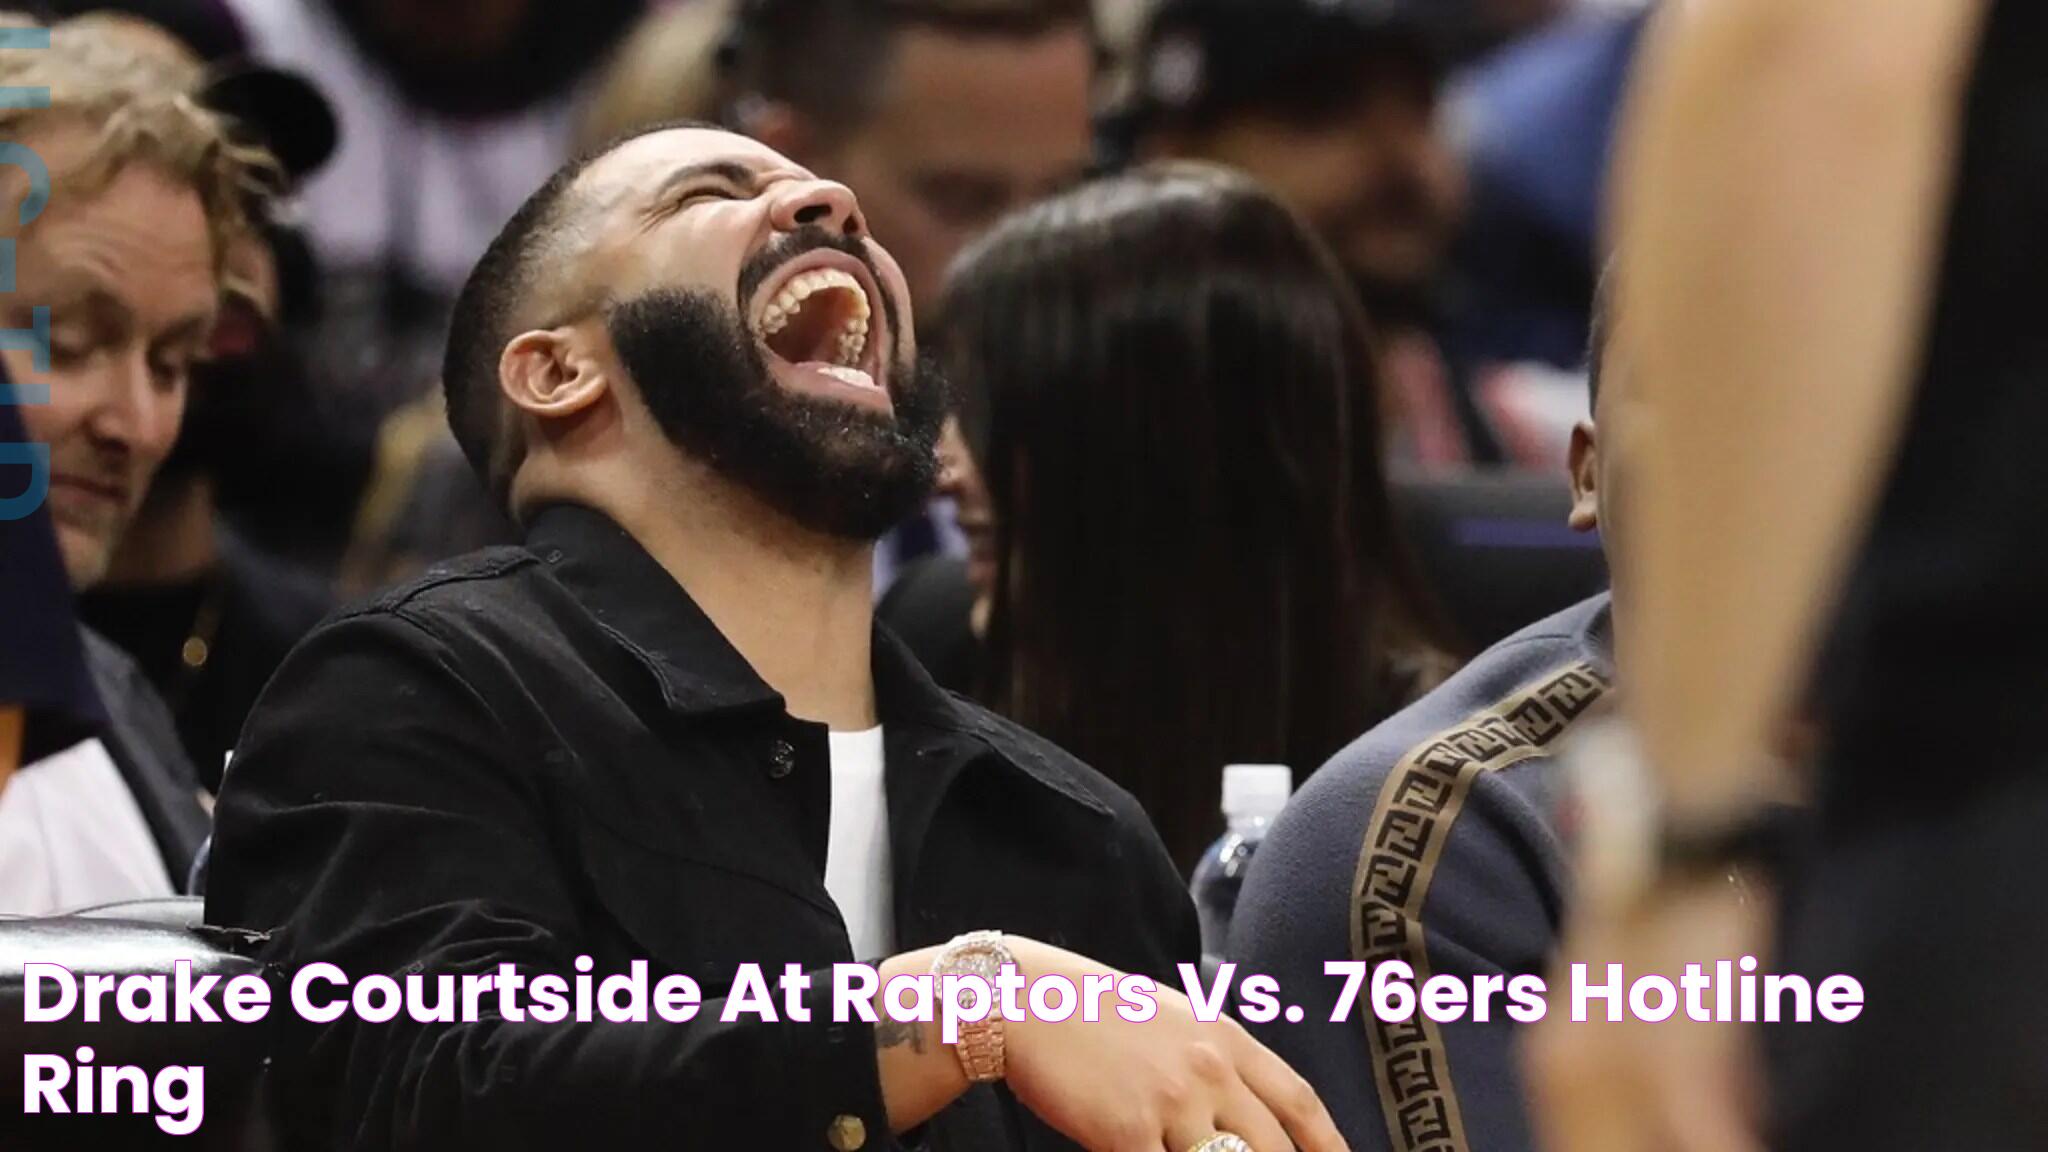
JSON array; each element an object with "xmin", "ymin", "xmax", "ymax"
[{"xmin": 1230, "ymin": 594, "xmax": 1614, "ymax": 1152}]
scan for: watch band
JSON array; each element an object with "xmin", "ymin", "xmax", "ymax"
[
  {"xmin": 930, "ymin": 930, "xmax": 1014, "ymax": 1083},
  {"xmin": 1565, "ymin": 717, "xmax": 1802, "ymax": 912},
  {"xmin": 1659, "ymin": 802, "xmax": 1804, "ymax": 880}
]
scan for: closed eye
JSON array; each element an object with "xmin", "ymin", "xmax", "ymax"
[{"xmin": 675, "ymin": 185, "xmax": 744, "ymax": 210}]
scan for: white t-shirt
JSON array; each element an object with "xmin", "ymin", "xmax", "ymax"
[
  {"xmin": 824, "ymin": 727, "xmax": 895, "ymax": 960},
  {"xmin": 0, "ymin": 738, "xmax": 176, "ymax": 915}
]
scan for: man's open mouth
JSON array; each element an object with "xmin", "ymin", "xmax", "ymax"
[{"xmin": 752, "ymin": 254, "xmax": 884, "ymax": 394}]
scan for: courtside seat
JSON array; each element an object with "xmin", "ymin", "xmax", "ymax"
[
  {"xmin": 68, "ymin": 897, "xmax": 214, "ymax": 930},
  {"xmin": 1393, "ymin": 471, "xmax": 1610, "ymax": 650}
]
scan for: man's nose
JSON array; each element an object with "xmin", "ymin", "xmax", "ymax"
[
  {"xmin": 86, "ymin": 351, "xmax": 174, "ymax": 455},
  {"xmin": 768, "ymin": 179, "xmax": 865, "ymax": 238}
]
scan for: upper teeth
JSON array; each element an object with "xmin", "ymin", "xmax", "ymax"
[{"xmin": 761, "ymin": 267, "xmax": 872, "ymax": 366}]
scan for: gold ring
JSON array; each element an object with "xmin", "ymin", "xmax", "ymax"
[{"xmin": 1189, "ymin": 1134, "xmax": 1254, "ymax": 1152}]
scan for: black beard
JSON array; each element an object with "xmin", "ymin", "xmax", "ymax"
[{"xmin": 605, "ymin": 285, "xmax": 946, "ymax": 542}]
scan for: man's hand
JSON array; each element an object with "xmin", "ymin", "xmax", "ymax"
[{"xmin": 1002, "ymin": 941, "xmax": 1347, "ymax": 1152}]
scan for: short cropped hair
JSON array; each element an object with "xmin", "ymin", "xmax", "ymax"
[
  {"xmin": 0, "ymin": 15, "xmax": 276, "ymax": 268},
  {"xmin": 442, "ymin": 119, "xmax": 719, "ymax": 510},
  {"xmin": 718, "ymin": 0, "xmax": 1094, "ymax": 141}
]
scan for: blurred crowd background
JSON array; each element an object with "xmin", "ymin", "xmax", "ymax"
[{"xmin": 11, "ymin": 0, "xmax": 1651, "ymax": 862}]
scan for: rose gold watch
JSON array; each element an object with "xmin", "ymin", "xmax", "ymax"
[{"xmin": 930, "ymin": 930, "xmax": 1015, "ymax": 1082}]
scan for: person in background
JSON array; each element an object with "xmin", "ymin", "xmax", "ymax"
[
  {"xmin": 1413, "ymin": 0, "xmax": 1571, "ymax": 66},
  {"xmin": 578, "ymin": 0, "xmax": 735, "ymax": 153},
  {"xmin": 332, "ymin": 0, "xmax": 743, "ymax": 598},
  {"xmin": 0, "ymin": 15, "xmax": 272, "ymax": 909},
  {"xmin": 1109, "ymin": 0, "xmax": 1506, "ymax": 472},
  {"xmin": 1445, "ymin": 4, "xmax": 1649, "ymax": 376},
  {"xmin": 716, "ymin": 0, "xmax": 1090, "ymax": 592},
  {"xmin": 220, "ymin": 0, "xmax": 648, "ymax": 334},
  {"xmin": 40, "ymin": 0, "xmax": 371, "ymax": 572},
  {"xmin": 942, "ymin": 163, "xmax": 1457, "ymax": 871},
  {"xmin": 1229, "ymin": 273, "xmax": 1627, "ymax": 1152},
  {"xmin": 208, "ymin": 121, "xmax": 1344, "ymax": 1152},
  {"xmin": 205, "ymin": 0, "xmax": 653, "ymax": 584},
  {"xmin": 63, "ymin": 8, "xmax": 339, "ymax": 786},
  {"xmin": 1529, "ymin": 1, "xmax": 2046, "ymax": 1148}
]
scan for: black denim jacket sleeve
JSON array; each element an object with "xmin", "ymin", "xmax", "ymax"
[{"xmin": 207, "ymin": 609, "xmax": 892, "ymax": 1151}]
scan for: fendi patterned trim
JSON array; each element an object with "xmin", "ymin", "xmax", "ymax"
[{"xmin": 1348, "ymin": 662, "xmax": 1610, "ymax": 1152}]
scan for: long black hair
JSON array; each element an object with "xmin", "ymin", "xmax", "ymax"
[{"xmin": 943, "ymin": 162, "xmax": 1452, "ymax": 869}]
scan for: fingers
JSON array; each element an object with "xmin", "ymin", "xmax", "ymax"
[
  {"xmin": 1227, "ymin": 1025, "xmax": 1348, "ymax": 1152},
  {"xmin": 1171, "ymin": 1036, "xmax": 1291, "ymax": 1152},
  {"xmin": 1213, "ymin": 1078, "xmax": 1296, "ymax": 1152}
]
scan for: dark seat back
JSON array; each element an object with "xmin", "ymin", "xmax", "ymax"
[
  {"xmin": 1394, "ymin": 472, "xmax": 1609, "ymax": 650},
  {"xmin": 1, "ymin": 901, "xmax": 277, "ymax": 1150}
]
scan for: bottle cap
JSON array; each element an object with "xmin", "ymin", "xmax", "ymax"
[{"xmin": 1221, "ymin": 764, "xmax": 1292, "ymax": 822}]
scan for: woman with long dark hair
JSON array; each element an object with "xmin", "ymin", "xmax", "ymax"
[{"xmin": 942, "ymin": 163, "xmax": 1455, "ymax": 870}]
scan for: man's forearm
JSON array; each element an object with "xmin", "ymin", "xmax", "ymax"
[
  {"xmin": 1610, "ymin": 0, "xmax": 1992, "ymax": 817},
  {"xmin": 873, "ymin": 946, "xmax": 974, "ymax": 1132}
]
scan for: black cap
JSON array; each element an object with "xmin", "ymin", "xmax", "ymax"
[
  {"xmin": 200, "ymin": 63, "xmax": 337, "ymax": 185},
  {"xmin": 1110, "ymin": 0, "xmax": 1437, "ymax": 153},
  {"xmin": 40, "ymin": 0, "xmax": 337, "ymax": 183}
]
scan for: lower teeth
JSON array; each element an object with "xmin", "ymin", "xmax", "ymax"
[{"xmin": 817, "ymin": 365, "xmax": 875, "ymax": 389}]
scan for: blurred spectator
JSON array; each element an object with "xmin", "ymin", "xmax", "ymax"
[
  {"xmin": 0, "ymin": 15, "xmax": 271, "ymax": 908},
  {"xmin": 1437, "ymin": 4, "xmax": 1649, "ymax": 455},
  {"xmin": 52, "ymin": 8, "xmax": 340, "ymax": 785},
  {"xmin": 225, "ymin": 0, "xmax": 646, "ymax": 297},
  {"xmin": 718, "ymin": 0, "xmax": 1094, "ymax": 326},
  {"xmin": 41, "ymin": 0, "xmax": 378, "ymax": 571},
  {"xmin": 339, "ymin": 0, "xmax": 749, "ymax": 592},
  {"xmin": 579, "ymin": 0, "xmax": 733, "ymax": 150},
  {"xmin": 209, "ymin": 0, "xmax": 650, "ymax": 511},
  {"xmin": 717, "ymin": 0, "xmax": 1092, "ymax": 591},
  {"xmin": 1409, "ymin": 0, "xmax": 1571, "ymax": 66},
  {"xmin": 941, "ymin": 164, "xmax": 1457, "ymax": 869},
  {"xmin": 331, "ymin": 395, "xmax": 518, "ymax": 600},
  {"xmin": 1110, "ymin": 0, "xmax": 1511, "ymax": 471}
]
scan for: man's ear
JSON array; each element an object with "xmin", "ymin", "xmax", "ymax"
[
  {"xmin": 1567, "ymin": 419, "xmax": 1600, "ymax": 533},
  {"xmin": 499, "ymin": 327, "xmax": 609, "ymax": 421}
]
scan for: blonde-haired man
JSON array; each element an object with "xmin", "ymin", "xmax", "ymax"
[{"xmin": 0, "ymin": 14, "xmax": 272, "ymax": 912}]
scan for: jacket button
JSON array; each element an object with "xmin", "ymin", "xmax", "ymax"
[
  {"xmin": 827, "ymin": 1114, "xmax": 866, "ymax": 1151},
  {"xmin": 767, "ymin": 740, "xmax": 797, "ymax": 778}
]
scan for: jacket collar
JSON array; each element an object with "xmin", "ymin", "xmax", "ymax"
[
  {"xmin": 525, "ymin": 503, "xmax": 1110, "ymax": 815},
  {"xmin": 529, "ymin": 503, "xmax": 782, "ymax": 716}
]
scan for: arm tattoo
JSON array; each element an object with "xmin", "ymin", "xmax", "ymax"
[{"xmin": 875, "ymin": 1017, "xmax": 927, "ymax": 1054}]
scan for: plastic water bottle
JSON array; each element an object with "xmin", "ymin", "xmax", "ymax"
[{"xmin": 1190, "ymin": 764, "xmax": 1293, "ymax": 965}]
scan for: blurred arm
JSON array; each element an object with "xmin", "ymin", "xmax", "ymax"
[{"xmin": 1609, "ymin": 0, "xmax": 1992, "ymax": 817}]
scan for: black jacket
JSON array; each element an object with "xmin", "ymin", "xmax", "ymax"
[
  {"xmin": 80, "ymin": 628, "xmax": 212, "ymax": 889},
  {"xmin": 207, "ymin": 502, "xmax": 1197, "ymax": 1151}
]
